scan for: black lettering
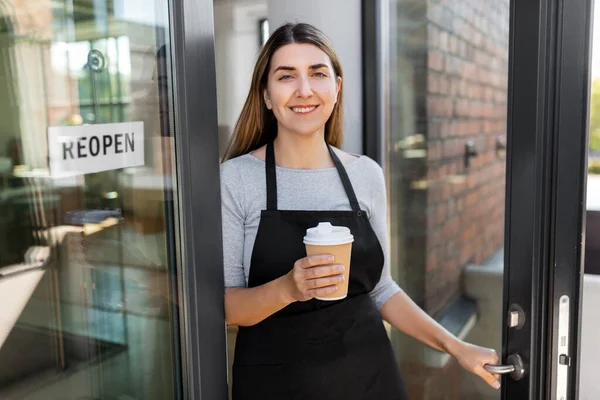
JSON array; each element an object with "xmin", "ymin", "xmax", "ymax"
[
  {"xmin": 63, "ymin": 141, "xmax": 74, "ymax": 160},
  {"xmin": 115, "ymin": 133, "xmax": 123, "ymax": 154},
  {"xmin": 77, "ymin": 137, "xmax": 87, "ymax": 158},
  {"xmin": 103, "ymin": 135, "xmax": 113, "ymax": 155},
  {"xmin": 125, "ymin": 132, "xmax": 134, "ymax": 153},
  {"xmin": 89, "ymin": 136, "xmax": 100, "ymax": 156}
]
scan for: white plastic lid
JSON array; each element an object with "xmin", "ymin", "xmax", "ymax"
[{"xmin": 303, "ymin": 222, "xmax": 354, "ymax": 246}]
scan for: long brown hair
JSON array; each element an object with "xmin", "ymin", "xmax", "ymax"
[{"xmin": 222, "ymin": 23, "xmax": 344, "ymax": 161}]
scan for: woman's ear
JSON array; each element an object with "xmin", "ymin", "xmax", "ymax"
[
  {"xmin": 263, "ymin": 89, "xmax": 272, "ymax": 109},
  {"xmin": 335, "ymin": 76, "xmax": 342, "ymax": 102}
]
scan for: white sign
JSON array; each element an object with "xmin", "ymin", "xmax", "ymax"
[{"xmin": 48, "ymin": 122, "xmax": 144, "ymax": 178}]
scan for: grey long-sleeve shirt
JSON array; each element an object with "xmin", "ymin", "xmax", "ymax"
[{"xmin": 220, "ymin": 152, "xmax": 402, "ymax": 309}]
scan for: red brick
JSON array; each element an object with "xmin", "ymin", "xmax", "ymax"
[
  {"xmin": 439, "ymin": 75, "xmax": 450, "ymax": 95},
  {"xmin": 428, "ymin": 96, "xmax": 453, "ymax": 117},
  {"xmin": 445, "ymin": 55, "xmax": 461, "ymax": 75},
  {"xmin": 460, "ymin": 223, "xmax": 477, "ymax": 245},
  {"xmin": 459, "ymin": 40, "xmax": 469, "ymax": 59},
  {"xmin": 468, "ymin": 84, "xmax": 481, "ymax": 99},
  {"xmin": 428, "ymin": 142, "xmax": 442, "ymax": 161},
  {"xmin": 473, "ymin": 32, "xmax": 483, "ymax": 48},
  {"xmin": 466, "ymin": 190, "xmax": 479, "ymax": 207},
  {"xmin": 428, "ymin": 25, "xmax": 440, "ymax": 48},
  {"xmin": 429, "ymin": 50, "xmax": 444, "ymax": 72},
  {"xmin": 494, "ymin": 89, "xmax": 507, "ymax": 103},
  {"xmin": 441, "ymin": 185, "xmax": 451, "ymax": 201},
  {"xmin": 428, "ymin": 121, "xmax": 442, "ymax": 138},
  {"xmin": 428, "ymin": 165, "xmax": 441, "ymax": 181},
  {"xmin": 449, "ymin": 35, "xmax": 459, "ymax": 54},
  {"xmin": 454, "ymin": 100, "xmax": 468, "ymax": 117},
  {"xmin": 428, "ymin": 73, "xmax": 439, "ymax": 94},
  {"xmin": 437, "ymin": 203, "xmax": 448, "ymax": 225},
  {"xmin": 459, "ymin": 80, "xmax": 469, "ymax": 97},
  {"xmin": 457, "ymin": 197, "xmax": 466, "ymax": 213},
  {"xmin": 442, "ymin": 217, "xmax": 460, "ymax": 237},
  {"xmin": 451, "ymin": 180, "xmax": 466, "ymax": 196},
  {"xmin": 439, "ymin": 30, "xmax": 449, "ymax": 52},
  {"xmin": 444, "ymin": 140, "xmax": 463, "ymax": 158}
]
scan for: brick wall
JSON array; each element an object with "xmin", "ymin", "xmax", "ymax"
[
  {"xmin": 390, "ymin": 1, "xmax": 510, "ymax": 398},
  {"xmin": 424, "ymin": 0, "xmax": 509, "ymax": 315}
]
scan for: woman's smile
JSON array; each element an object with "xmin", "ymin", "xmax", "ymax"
[{"xmin": 290, "ymin": 105, "xmax": 319, "ymax": 114}]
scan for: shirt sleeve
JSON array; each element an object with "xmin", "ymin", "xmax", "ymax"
[
  {"xmin": 220, "ymin": 161, "xmax": 247, "ymax": 288},
  {"xmin": 367, "ymin": 161, "xmax": 403, "ymax": 309}
]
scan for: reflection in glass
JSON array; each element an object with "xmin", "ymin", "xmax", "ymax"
[
  {"xmin": 0, "ymin": 1, "xmax": 182, "ymax": 399},
  {"xmin": 384, "ymin": 1, "xmax": 508, "ymax": 399}
]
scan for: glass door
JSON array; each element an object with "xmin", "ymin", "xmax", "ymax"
[
  {"xmin": 0, "ymin": 1, "xmax": 189, "ymax": 398},
  {"xmin": 376, "ymin": 0, "xmax": 594, "ymax": 398}
]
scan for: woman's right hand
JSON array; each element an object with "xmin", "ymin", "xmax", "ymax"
[{"xmin": 283, "ymin": 254, "xmax": 345, "ymax": 302}]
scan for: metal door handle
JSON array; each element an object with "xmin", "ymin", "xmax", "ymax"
[
  {"xmin": 484, "ymin": 353, "xmax": 526, "ymax": 380},
  {"xmin": 484, "ymin": 364, "xmax": 515, "ymax": 374}
]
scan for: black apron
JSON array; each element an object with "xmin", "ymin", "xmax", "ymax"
[{"xmin": 232, "ymin": 141, "xmax": 408, "ymax": 400}]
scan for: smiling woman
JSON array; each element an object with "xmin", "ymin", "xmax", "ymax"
[{"xmin": 220, "ymin": 22, "xmax": 501, "ymax": 400}]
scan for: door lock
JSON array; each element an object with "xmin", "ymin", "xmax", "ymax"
[
  {"xmin": 484, "ymin": 353, "xmax": 526, "ymax": 380},
  {"xmin": 508, "ymin": 304, "xmax": 526, "ymax": 329}
]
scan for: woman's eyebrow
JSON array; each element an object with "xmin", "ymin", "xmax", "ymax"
[
  {"xmin": 274, "ymin": 65, "xmax": 295, "ymax": 72},
  {"xmin": 273, "ymin": 64, "xmax": 330, "ymax": 72},
  {"xmin": 309, "ymin": 63, "xmax": 329, "ymax": 70}
]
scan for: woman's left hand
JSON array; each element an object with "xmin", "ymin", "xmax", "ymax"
[{"xmin": 450, "ymin": 340, "xmax": 501, "ymax": 390}]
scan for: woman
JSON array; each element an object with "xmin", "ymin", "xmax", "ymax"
[{"xmin": 221, "ymin": 22, "xmax": 500, "ymax": 399}]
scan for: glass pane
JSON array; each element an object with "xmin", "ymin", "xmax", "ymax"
[
  {"xmin": 0, "ymin": 1, "xmax": 182, "ymax": 399},
  {"xmin": 117, "ymin": 36, "xmax": 133, "ymax": 103},
  {"xmin": 386, "ymin": 1, "xmax": 508, "ymax": 399}
]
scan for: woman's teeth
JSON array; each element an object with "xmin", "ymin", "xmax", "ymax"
[{"xmin": 292, "ymin": 106, "xmax": 317, "ymax": 113}]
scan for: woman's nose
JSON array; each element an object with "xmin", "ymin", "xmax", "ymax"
[{"xmin": 296, "ymin": 76, "xmax": 313, "ymax": 98}]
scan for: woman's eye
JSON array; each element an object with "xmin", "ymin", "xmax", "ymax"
[
  {"xmin": 313, "ymin": 72, "xmax": 327, "ymax": 78},
  {"xmin": 279, "ymin": 75, "xmax": 292, "ymax": 81}
]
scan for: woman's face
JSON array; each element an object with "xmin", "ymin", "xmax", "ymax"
[{"xmin": 264, "ymin": 43, "xmax": 341, "ymax": 138}]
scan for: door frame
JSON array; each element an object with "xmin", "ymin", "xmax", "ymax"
[
  {"xmin": 169, "ymin": 0, "xmax": 228, "ymax": 399},
  {"xmin": 544, "ymin": 0, "xmax": 592, "ymax": 398},
  {"xmin": 166, "ymin": 0, "xmax": 594, "ymax": 398},
  {"xmin": 504, "ymin": 0, "xmax": 592, "ymax": 398}
]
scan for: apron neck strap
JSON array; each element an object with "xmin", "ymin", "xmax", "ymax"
[
  {"xmin": 326, "ymin": 144, "xmax": 361, "ymax": 211},
  {"xmin": 265, "ymin": 140, "xmax": 361, "ymax": 212},
  {"xmin": 266, "ymin": 139, "xmax": 278, "ymax": 210}
]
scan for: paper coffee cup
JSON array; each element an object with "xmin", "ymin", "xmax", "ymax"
[{"xmin": 303, "ymin": 222, "xmax": 353, "ymax": 301}]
